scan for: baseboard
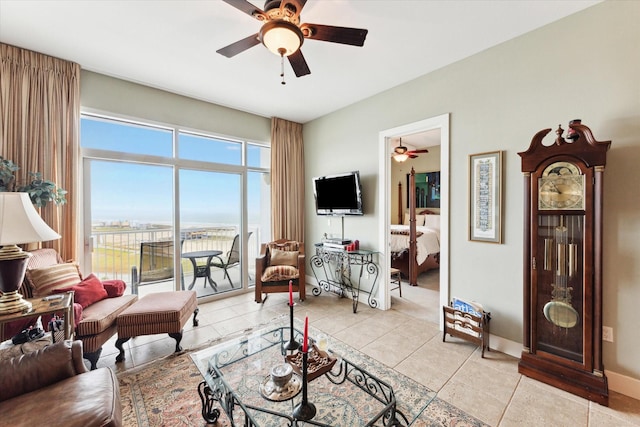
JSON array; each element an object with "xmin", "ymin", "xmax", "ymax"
[
  {"xmin": 606, "ymin": 369, "xmax": 640, "ymax": 400},
  {"xmin": 488, "ymin": 334, "xmax": 522, "ymax": 359}
]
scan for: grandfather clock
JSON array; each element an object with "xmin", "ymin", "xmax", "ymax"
[{"xmin": 518, "ymin": 121, "xmax": 610, "ymax": 405}]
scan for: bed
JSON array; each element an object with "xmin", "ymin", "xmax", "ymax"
[{"xmin": 391, "ymin": 172, "xmax": 440, "ymax": 285}]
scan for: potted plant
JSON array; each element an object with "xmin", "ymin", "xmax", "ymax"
[{"xmin": 0, "ymin": 157, "xmax": 66, "ymax": 208}]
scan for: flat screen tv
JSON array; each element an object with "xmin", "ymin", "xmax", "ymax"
[{"xmin": 313, "ymin": 171, "xmax": 363, "ymax": 216}]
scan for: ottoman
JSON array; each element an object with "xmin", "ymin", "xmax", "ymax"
[{"xmin": 114, "ymin": 291, "xmax": 199, "ymax": 362}]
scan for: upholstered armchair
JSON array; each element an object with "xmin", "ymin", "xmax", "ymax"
[{"xmin": 255, "ymin": 239, "xmax": 305, "ymax": 303}]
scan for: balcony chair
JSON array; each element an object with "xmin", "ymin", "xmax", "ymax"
[
  {"xmin": 255, "ymin": 239, "xmax": 305, "ymax": 303},
  {"xmin": 209, "ymin": 232, "xmax": 253, "ymax": 288},
  {"xmin": 131, "ymin": 240, "xmax": 182, "ymax": 295}
]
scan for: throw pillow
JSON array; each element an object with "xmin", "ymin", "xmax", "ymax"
[
  {"xmin": 261, "ymin": 265, "xmax": 299, "ymax": 282},
  {"xmin": 268, "ymin": 241, "xmax": 299, "ymax": 252},
  {"xmin": 424, "ymin": 214, "xmax": 440, "ymax": 230},
  {"xmin": 404, "ymin": 213, "xmax": 426, "ymax": 226},
  {"xmin": 102, "ymin": 279, "xmax": 126, "ymax": 297},
  {"xmin": 52, "ymin": 274, "xmax": 108, "ymax": 308},
  {"xmin": 26, "ymin": 263, "xmax": 82, "ymax": 297},
  {"xmin": 269, "ymin": 248, "xmax": 299, "ymax": 267}
]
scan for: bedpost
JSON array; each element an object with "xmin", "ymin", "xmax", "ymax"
[
  {"xmin": 398, "ymin": 181, "xmax": 403, "ymax": 225},
  {"xmin": 409, "ymin": 168, "xmax": 417, "ymax": 286}
]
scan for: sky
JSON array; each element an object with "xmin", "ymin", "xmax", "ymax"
[{"xmin": 81, "ymin": 116, "xmax": 268, "ymax": 226}]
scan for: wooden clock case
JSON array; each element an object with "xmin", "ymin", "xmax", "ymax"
[{"xmin": 518, "ymin": 122, "xmax": 610, "ymax": 405}]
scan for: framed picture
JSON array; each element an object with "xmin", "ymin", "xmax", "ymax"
[
  {"xmin": 469, "ymin": 151, "xmax": 503, "ymax": 243},
  {"xmin": 407, "ymin": 171, "xmax": 440, "ymax": 209}
]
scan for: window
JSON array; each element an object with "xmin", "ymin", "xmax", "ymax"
[{"xmin": 80, "ymin": 114, "xmax": 270, "ymax": 299}]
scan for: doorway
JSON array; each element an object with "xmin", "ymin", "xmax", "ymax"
[{"xmin": 377, "ymin": 114, "xmax": 450, "ymax": 329}]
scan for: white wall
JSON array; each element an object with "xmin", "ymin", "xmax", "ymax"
[{"xmin": 303, "ymin": 0, "xmax": 640, "ymax": 384}]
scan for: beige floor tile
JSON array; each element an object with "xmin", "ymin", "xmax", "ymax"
[
  {"xmin": 438, "ymin": 356, "xmax": 520, "ymax": 425},
  {"xmin": 500, "ymin": 376, "xmax": 589, "ymax": 427},
  {"xmin": 360, "ymin": 330, "xmax": 425, "ymax": 367},
  {"xmin": 588, "ymin": 391, "xmax": 640, "ymax": 426},
  {"xmin": 395, "ymin": 335, "xmax": 476, "ymax": 391}
]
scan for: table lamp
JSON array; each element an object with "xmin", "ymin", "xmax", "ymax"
[{"xmin": 0, "ymin": 193, "xmax": 61, "ymax": 314}]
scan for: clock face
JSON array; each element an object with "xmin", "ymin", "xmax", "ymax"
[{"xmin": 538, "ymin": 162, "xmax": 585, "ymax": 210}]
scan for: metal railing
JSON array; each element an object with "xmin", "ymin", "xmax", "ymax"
[{"xmin": 90, "ymin": 225, "xmax": 260, "ymax": 283}]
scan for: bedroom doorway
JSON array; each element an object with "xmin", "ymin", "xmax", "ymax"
[{"xmin": 377, "ymin": 114, "xmax": 450, "ymax": 329}]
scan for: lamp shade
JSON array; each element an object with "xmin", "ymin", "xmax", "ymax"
[
  {"xmin": 393, "ymin": 154, "xmax": 409, "ymax": 163},
  {"xmin": 260, "ymin": 20, "xmax": 303, "ymax": 56},
  {"xmin": 0, "ymin": 193, "xmax": 61, "ymax": 245}
]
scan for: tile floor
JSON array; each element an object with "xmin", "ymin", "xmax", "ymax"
[{"xmin": 101, "ymin": 275, "xmax": 640, "ymax": 427}]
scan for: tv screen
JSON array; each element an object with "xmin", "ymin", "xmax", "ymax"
[{"xmin": 313, "ymin": 171, "xmax": 363, "ymax": 216}]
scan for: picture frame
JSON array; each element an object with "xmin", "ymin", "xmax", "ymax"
[
  {"xmin": 406, "ymin": 171, "xmax": 440, "ymax": 209},
  {"xmin": 469, "ymin": 151, "xmax": 503, "ymax": 243}
]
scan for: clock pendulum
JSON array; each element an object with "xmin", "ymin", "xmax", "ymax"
[{"xmin": 543, "ymin": 216, "xmax": 579, "ymax": 329}]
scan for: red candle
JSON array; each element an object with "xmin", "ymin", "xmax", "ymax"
[
  {"xmin": 303, "ymin": 316, "xmax": 309, "ymax": 352},
  {"xmin": 289, "ymin": 280, "xmax": 294, "ymax": 306}
]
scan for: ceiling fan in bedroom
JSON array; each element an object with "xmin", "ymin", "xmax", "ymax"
[
  {"xmin": 392, "ymin": 138, "xmax": 429, "ymax": 162},
  {"xmin": 216, "ymin": 0, "xmax": 368, "ymax": 83}
]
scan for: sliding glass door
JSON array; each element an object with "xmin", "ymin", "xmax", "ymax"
[
  {"xmin": 179, "ymin": 169, "xmax": 241, "ymax": 297},
  {"xmin": 84, "ymin": 159, "xmax": 176, "ymax": 297}
]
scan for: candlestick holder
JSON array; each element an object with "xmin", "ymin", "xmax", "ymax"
[
  {"xmin": 284, "ymin": 303, "xmax": 300, "ymax": 352},
  {"xmin": 292, "ymin": 351, "xmax": 316, "ymax": 421}
]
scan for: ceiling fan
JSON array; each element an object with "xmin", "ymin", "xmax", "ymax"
[
  {"xmin": 217, "ymin": 0, "xmax": 368, "ymax": 79},
  {"xmin": 392, "ymin": 138, "xmax": 428, "ymax": 162}
]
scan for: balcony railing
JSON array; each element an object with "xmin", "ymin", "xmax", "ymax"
[{"xmin": 90, "ymin": 226, "xmax": 260, "ymax": 287}]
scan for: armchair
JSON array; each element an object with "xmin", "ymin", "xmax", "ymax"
[{"xmin": 255, "ymin": 239, "xmax": 305, "ymax": 303}]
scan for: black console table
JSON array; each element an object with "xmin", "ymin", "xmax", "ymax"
[{"xmin": 309, "ymin": 244, "xmax": 379, "ymax": 313}]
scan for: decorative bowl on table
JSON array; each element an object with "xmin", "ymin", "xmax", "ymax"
[{"xmin": 285, "ymin": 344, "xmax": 337, "ymax": 382}]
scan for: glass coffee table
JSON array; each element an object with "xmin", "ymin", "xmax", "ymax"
[{"xmin": 191, "ymin": 317, "xmax": 435, "ymax": 426}]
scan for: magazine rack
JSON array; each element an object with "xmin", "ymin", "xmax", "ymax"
[{"xmin": 442, "ymin": 305, "xmax": 491, "ymax": 357}]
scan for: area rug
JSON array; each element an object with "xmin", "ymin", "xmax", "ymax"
[{"xmin": 117, "ymin": 350, "xmax": 489, "ymax": 427}]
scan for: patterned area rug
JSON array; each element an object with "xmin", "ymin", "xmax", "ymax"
[{"xmin": 117, "ymin": 350, "xmax": 489, "ymax": 427}]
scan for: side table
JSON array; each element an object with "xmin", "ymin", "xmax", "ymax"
[
  {"xmin": 309, "ymin": 244, "xmax": 380, "ymax": 313},
  {"xmin": 181, "ymin": 250, "xmax": 223, "ymax": 290},
  {"xmin": 0, "ymin": 291, "xmax": 75, "ymax": 343}
]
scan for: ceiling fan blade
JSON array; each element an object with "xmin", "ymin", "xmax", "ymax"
[
  {"xmin": 288, "ymin": 49, "xmax": 311, "ymax": 77},
  {"xmin": 216, "ymin": 33, "xmax": 261, "ymax": 58},
  {"xmin": 407, "ymin": 149, "xmax": 429, "ymax": 154},
  {"xmin": 300, "ymin": 23, "xmax": 368, "ymax": 46},
  {"xmin": 221, "ymin": 0, "xmax": 267, "ymax": 21}
]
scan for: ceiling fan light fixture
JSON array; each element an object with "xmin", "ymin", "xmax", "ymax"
[
  {"xmin": 394, "ymin": 153, "xmax": 409, "ymax": 163},
  {"xmin": 260, "ymin": 20, "xmax": 303, "ymax": 56}
]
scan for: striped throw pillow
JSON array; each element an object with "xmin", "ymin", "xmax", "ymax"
[{"xmin": 26, "ymin": 263, "xmax": 82, "ymax": 297}]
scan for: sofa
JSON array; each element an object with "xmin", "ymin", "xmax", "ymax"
[
  {"xmin": 1, "ymin": 248, "xmax": 138, "ymax": 369},
  {"xmin": 0, "ymin": 340, "xmax": 122, "ymax": 426}
]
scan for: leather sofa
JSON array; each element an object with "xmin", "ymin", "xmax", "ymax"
[{"xmin": 0, "ymin": 340, "xmax": 122, "ymax": 427}]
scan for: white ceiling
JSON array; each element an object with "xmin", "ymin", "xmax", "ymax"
[{"xmin": 0, "ymin": 1, "xmax": 599, "ymax": 124}]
